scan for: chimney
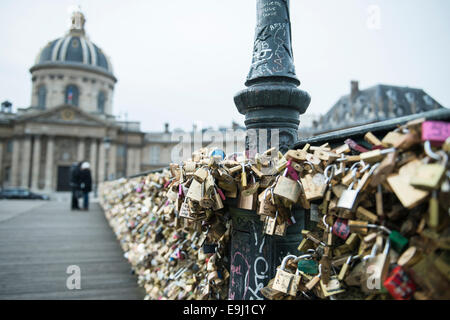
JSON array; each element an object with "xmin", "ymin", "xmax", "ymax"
[
  {"xmin": 192, "ymin": 124, "xmax": 197, "ymax": 132},
  {"xmin": 350, "ymin": 80, "xmax": 359, "ymax": 102},
  {"xmin": 164, "ymin": 123, "xmax": 169, "ymax": 133}
]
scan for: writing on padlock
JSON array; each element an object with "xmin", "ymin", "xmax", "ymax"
[{"xmin": 272, "ymin": 255, "xmax": 301, "ymax": 296}]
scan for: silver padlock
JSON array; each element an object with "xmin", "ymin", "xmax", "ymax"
[{"xmin": 337, "ymin": 180, "xmax": 361, "ymax": 212}]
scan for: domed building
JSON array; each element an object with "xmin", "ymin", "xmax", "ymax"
[
  {"xmin": 31, "ymin": 10, "xmax": 116, "ymax": 115},
  {"xmin": 0, "ymin": 9, "xmax": 255, "ymax": 194},
  {"xmin": 0, "ymin": 10, "xmax": 147, "ymax": 192}
]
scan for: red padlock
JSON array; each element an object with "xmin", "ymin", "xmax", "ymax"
[
  {"xmin": 286, "ymin": 160, "xmax": 299, "ymax": 181},
  {"xmin": 332, "ymin": 218, "xmax": 350, "ymax": 240},
  {"xmin": 383, "ymin": 265, "xmax": 416, "ymax": 300}
]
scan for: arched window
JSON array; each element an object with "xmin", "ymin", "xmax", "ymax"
[
  {"xmin": 38, "ymin": 85, "xmax": 46, "ymax": 109},
  {"xmin": 97, "ymin": 91, "xmax": 106, "ymax": 113},
  {"xmin": 65, "ymin": 85, "xmax": 79, "ymax": 106}
]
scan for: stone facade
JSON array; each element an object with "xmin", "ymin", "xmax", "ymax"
[{"xmin": 0, "ymin": 10, "xmax": 143, "ymax": 192}]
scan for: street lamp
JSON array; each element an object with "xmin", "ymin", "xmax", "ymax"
[
  {"xmin": 234, "ymin": 0, "xmax": 310, "ymax": 152},
  {"xmin": 228, "ymin": 0, "xmax": 311, "ymax": 300}
]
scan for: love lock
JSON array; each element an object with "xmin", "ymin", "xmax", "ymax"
[{"xmin": 272, "ymin": 254, "xmax": 302, "ymax": 296}]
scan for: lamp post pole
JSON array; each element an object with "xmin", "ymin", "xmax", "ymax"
[
  {"xmin": 228, "ymin": 0, "xmax": 310, "ymax": 300},
  {"xmin": 234, "ymin": 0, "xmax": 310, "ymax": 153}
]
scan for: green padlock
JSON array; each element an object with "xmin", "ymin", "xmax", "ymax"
[
  {"xmin": 297, "ymin": 259, "xmax": 319, "ymax": 275},
  {"xmin": 389, "ymin": 230, "xmax": 408, "ymax": 253}
]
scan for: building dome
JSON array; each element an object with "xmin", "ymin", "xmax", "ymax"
[
  {"xmin": 29, "ymin": 9, "xmax": 116, "ymax": 115},
  {"xmin": 32, "ymin": 10, "xmax": 114, "ymax": 79}
]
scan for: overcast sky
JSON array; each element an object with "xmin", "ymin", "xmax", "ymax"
[{"xmin": 0, "ymin": 0, "xmax": 449, "ymax": 132}]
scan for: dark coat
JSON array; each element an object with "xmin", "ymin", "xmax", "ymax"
[
  {"xmin": 79, "ymin": 169, "xmax": 92, "ymax": 193},
  {"xmin": 69, "ymin": 163, "xmax": 81, "ymax": 189}
]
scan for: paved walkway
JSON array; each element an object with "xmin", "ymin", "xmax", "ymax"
[{"xmin": 0, "ymin": 200, "xmax": 144, "ymax": 300}]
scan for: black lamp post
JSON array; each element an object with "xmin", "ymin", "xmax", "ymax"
[
  {"xmin": 234, "ymin": 0, "xmax": 310, "ymax": 152},
  {"xmin": 228, "ymin": 0, "xmax": 310, "ymax": 300}
]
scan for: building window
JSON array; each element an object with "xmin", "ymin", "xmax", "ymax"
[
  {"xmin": 117, "ymin": 145, "xmax": 125, "ymax": 157},
  {"xmin": 150, "ymin": 145, "xmax": 160, "ymax": 165},
  {"xmin": 97, "ymin": 91, "xmax": 106, "ymax": 113},
  {"xmin": 4, "ymin": 167, "xmax": 10, "ymax": 183},
  {"xmin": 65, "ymin": 85, "xmax": 79, "ymax": 106},
  {"xmin": 6, "ymin": 140, "xmax": 13, "ymax": 153},
  {"xmin": 38, "ymin": 85, "xmax": 47, "ymax": 109}
]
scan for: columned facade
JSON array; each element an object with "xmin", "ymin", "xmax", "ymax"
[
  {"xmin": 97, "ymin": 141, "xmax": 106, "ymax": 184},
  {"xmin": 108, "ymin": 143, "xmax": 117, "ymax": 181},
  {"xmin": 31, "ymin": 135, "xmax": 41, "ymax": 190},
  {"xmin": 44, "ymin": 136, "xmax": 54, "ymax": 191},
  {"xmin": 90, "ymin": 139, "xmax": 98, "ymax": 185},
  {"xmin": 77, "ymin": 139, "xmax": 85, "ymax": 162},
  {"xmin": 10, "ymin": 139, "xmax": 21, "ymax": 187},
  {"xmin": 0, "ymin": 9, "xmax": 146, "ymax": 192},
  {"xmin": 21, "ymin": 136, "xmax": 32, "ymax": 187}
]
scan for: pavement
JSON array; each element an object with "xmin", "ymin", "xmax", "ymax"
[{"xmin": 0, "ymin": 199, "xmax": 145, "ymax": 300}]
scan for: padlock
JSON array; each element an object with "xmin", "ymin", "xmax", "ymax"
[
  {"xmin": 369, "ymin": 151, "xmax": 397, "ymax": 187},
  {"xmin": 300, "ymin": 162, "xmax": 327, "ymax": 201},
  {"xmin": 383, "ymin": 265, "xmax": 416, "ymax": 300},
  {"xmin": 387, "ymin": 159, "xmax": 429, "ymax": 209},
  {"xmin": 273, "ymin": 170, "xmax": 301, "ymax": 203},
  {"xmin": 186, "ymin": 179, "xmax": 203, "ymax": 202},
  {"xmin": 345, "ymin": 138, "xmax": 369, "ymax": 153},
  {"xmin": 320, "ymin": 275, "xmax": 345, "ymax": 297},
  {"xmin": 237, "ymin": 189, "xmax": 256, "ymax": 211},
  {"xmin": 333, "ymin": 143, "xmax": 350, "ymax": 155},
  {"xmin": 297, "ymin": 255, "xmax": 318, "ymax": 275},
  {"xmin": 263, "ymin": 214, "xmax": 277, "ymax": 235},
  {"xmin": 361, "ymin": 238, "xmax": 391, "ymax": 293},
  {"xmin": 338, "ymin": 255, "xmax": 358, "ymax": 281},
  {"xmin": 332, "ymin": 218, "xmax": 350, "ymax": 240},
  {"xmin": 388, "ymin": 230, "xmax": 408, "ymax": 253},
  {"xmin": 272, "ymin": 255, "xmax": 301, "ymax": 296},
  {"xmin": 179, "ymin": 198, "xmax": 196, "ymax": 220},
  {"xmin": 274, "ymin": 220, "xmax": 288, "ymax": 236},
  {"xmin": 193, "ymin": 167, "xmax": 208, "ymax": 183},
  {"xmin": 305, "ymin": 264, "xmax": 322, "ymax": 291},
  {"xmin": 260, "ymin": 279, "xmax": 285, "ymax": 300},
  {"xmin": 337, "ymin": 180, "xmax": 361, "ymax": 212},
  {"xmin": 421, "ymin": 120, "xmax": 450, "ymax": 146},
  {"xmin": 382, "ymin": 131, "xmax": 408, "ymax": 149},
  {"xmin": 364, "ymin": 132, "xmax": 383, "ymax": 147},
  {"xmin": 410, "ymin": 144, "xmax": 447, "ymax": 190},
  {"xmin": 397, "ymin": 246, "xmax": 423, "ymax": 268},
  {"xmin": 275, "ymin": 154, "xmax": 288, "ymax": 173},
  {"xmin": 241, "ymin": 176, "xmax": 260, "ymax": 197},
  {"xmin": 360, "ymin": 148, "xmax": 396, "ymax": 163},
  {"xmin": 258, "ymin": 188, "xmax": 277, "ymax": 217},
  {"xmin": 355, "ymin": 207, "xmax": 378, "ymax": 224}
]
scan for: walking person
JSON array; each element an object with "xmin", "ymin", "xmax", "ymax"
[
  {"xmin": 79, "ymin": 161, "xmax": 92, "ymax": 211},
  {"xmin": 69, "ymin": 162, "xmax": 81, "ymax": 210}
]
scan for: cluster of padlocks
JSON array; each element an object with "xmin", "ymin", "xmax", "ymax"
[
  {"xmin": 99, "ymin": 169, "xmax": 231, "ymax": 300},
  {"xmin": 100, "ymin": 118, "xmax": 449, "ymax": 300}
]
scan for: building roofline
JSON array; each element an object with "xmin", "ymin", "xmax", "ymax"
[{"xmin": 30, "ymin": 62, "xmax": 117, "ymax": 83}]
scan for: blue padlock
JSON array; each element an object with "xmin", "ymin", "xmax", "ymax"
[{"xmin": 210, "ymin": 149, "xmax": 226, "ymax": 160}]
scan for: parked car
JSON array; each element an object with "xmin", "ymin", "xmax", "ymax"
[{"xmin": 0, "ymin": 188, "xmax": 50, "ymax": 200}]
